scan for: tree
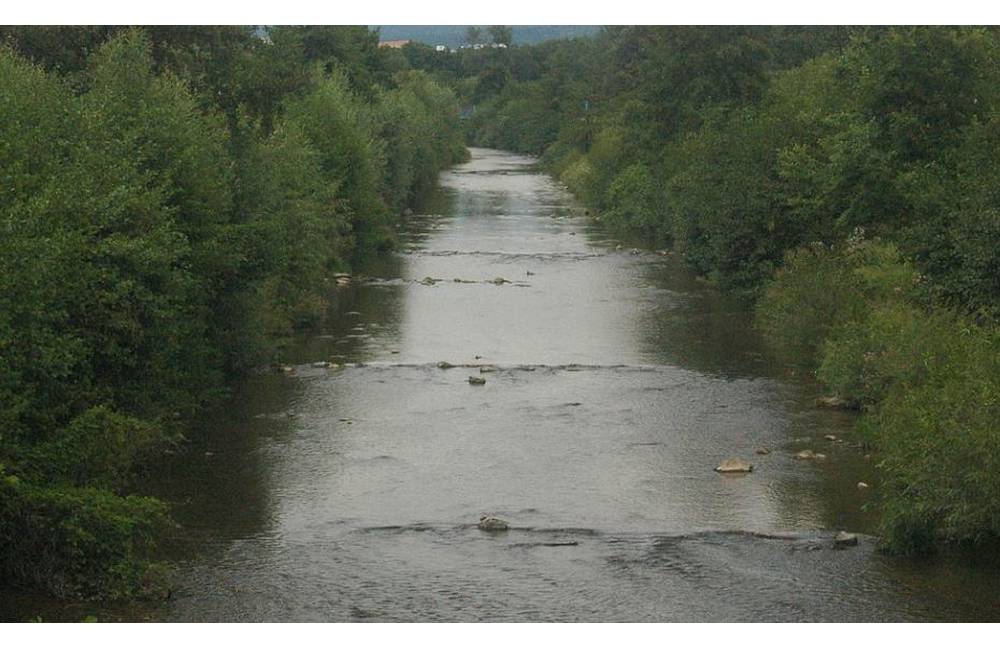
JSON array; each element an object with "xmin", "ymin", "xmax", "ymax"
[
  {"xmin": 489, "ymin": 26, "xmax": 513, "ymax": 46},
  {"xmin": 465, "ymin": 26, "xmax": 482, "ymax": 45}
]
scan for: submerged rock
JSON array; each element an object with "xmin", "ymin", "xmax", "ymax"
[
  {"xmin": 754, "ymin": 448, "xmax": 771, "ymax": 456},
  {"xmin": 714, "ymin": 458, "xmax": 753, "ymax": 473},
  {"xmin": 478, "ymin": 515, "xmax": 509, "ymax": 531},
  {"xmin": 833, "ymin": 531, "xmax": 859, "ymax": 549},
  {"xmin": 468, "ymin": 376, "xmax": 486, "ymax": 385}
]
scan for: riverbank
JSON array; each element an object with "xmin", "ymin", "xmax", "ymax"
[{"xmin": 0, "ymin": 27, "xmax": 466, "ymax": 602}]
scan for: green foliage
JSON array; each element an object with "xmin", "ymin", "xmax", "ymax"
[
  {"xmin": 236, "ymin": 120, "xmax": 347, "ymax": 334},
  {"xmin": 378, "ymin": 70, "xmax": 468, "ymax": 213},
  {"xmin": 557, "ymin": 153, "xmax": 599, "ymax": 208},
  {"xmin": 0, "ymin": 468, "xmax": 170, "ymax": 600},
  {"xmin": 666, "ymin": 107, "xmax": 795, "ymax": 297},
  {"xmin": 1, "ymin": 26, "xmax": 465, "ymax": 600},
  {"xmin": 285, "ymin": 71, "xmax": 391, "ymax": 250},
  {"xmin": 604, "ymin": 163, "xmax": 668, "ymax": 244},
  {"xmin": 871, "ymin": 325, "xmax": 1000, "ymax": 553},
  {"xmin": 21, "ymin": 407, "xmax": 169, "ymax": 490},
  {"xmin": 756, "ymin": 236, "xmax": 916, "ymax": 363},
  {"xmin": 817, "ymin": 302, "xmax": 952, "ymax": 409}
]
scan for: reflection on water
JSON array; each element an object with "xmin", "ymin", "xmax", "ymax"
[{"xmin": 4, "ymin": 148, "xmax": 999, "ymax": 622}]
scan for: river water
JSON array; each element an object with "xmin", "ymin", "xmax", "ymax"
[{"xmin": 5, "ymin": 148, "xmax": 1000, "ymax": 622}]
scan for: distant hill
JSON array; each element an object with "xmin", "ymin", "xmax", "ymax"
[{"xmin": 372, "ymin": 26, "xmax": 601, "ymax": 48}]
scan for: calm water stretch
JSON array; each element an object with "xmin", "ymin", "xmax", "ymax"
[{"xmin": 5, "ymin": 149, "xmax": 1000, "ymax": 622}]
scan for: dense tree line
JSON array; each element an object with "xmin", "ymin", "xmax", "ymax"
[
  {"xmin": 0, "ymin": 26, "xmax": 466, "ymax": 599},
  {"xmin": 421, "ymin": 26, "xmax": 1000, "ymax": 553}
]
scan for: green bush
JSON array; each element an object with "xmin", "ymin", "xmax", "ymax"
[
  {"xmin": 755, "ymin": 235, "xmax": 916, "ymax": 363},
  {"xmin": 16, "ymin": 407, "xmax": 169, "ymax": 490},
  {"xmin": 604, "ymin": 163, "xmax": 668, "ymax": 244},
  {"xmin": 285, "ymin": 70, "xmax": 391, "ymax": 251},
  {"xmin": 0, "ymin": 470, "xmax": 170, "ymax": 600},
  {"xmin": 870, "ymin": 325, "xmax": 1000, "ymax": 553},
  {"xmin": 559, "ymin": 154, "xmax": 600, "ymax": 207},
  {"xmin": 817, "ymin": 302, "xmax": 956, "ymax": 409}
]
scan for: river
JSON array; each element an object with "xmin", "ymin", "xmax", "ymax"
[{"xmin": 4, "ymin": 148, "xmax": 1000, "ymax": 622}]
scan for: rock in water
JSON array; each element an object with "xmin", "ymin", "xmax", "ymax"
[
  {"xmin": 479, "ymin": 365, "xmax": 497, "ymax": 373},
  {"xmin": 857, "ymin": 482, "xmax": 870, "ymax": 490},
  {"xmin": 437, "ymin": 361, "xmax": 454, "ymax": 369},
  {"xmin": 468, "ymin": 376, "xmax": 486, "ymax": 385},
  {"xmin": 714, "ymin": 458, "xmax": 753, "ymax": 473},
  {"xmin": 478, "ymin": 516, "xmax": 509, "ymax": 531},
  {"xmin": 816, "ymin": 396, "xmax": 851, "ymax": 409},
  {"xmin": 795, "ymin": 450, "xmax": 817, "ymax": 460},
  {"xmin": 311, "ymin": 361, "xmax": 330, "ymax": 368},
  {"xmin": 833, "ymin": 531, "xmax": 859, "ymax": 549},
  {"xmin": 754, "ymin": 448, "xmax": 770, "ymax": 455}
]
